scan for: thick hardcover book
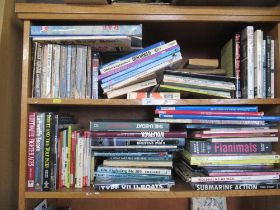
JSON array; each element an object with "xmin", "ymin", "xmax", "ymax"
[
  {"xmin": 35, "ymin": 113, "xmax": 45, "ymax": 191},
  {"xmin": 43, "ymin": 112, "xmax": 54, "ymax": 191},
  {"xmin": 155, "ymin": 110, "xmax": 264, "ymax": 116},
  {"xmin": 90, "ymin": 121, "xmax": 170, "ymax": 131},
  {"xmin": 91, "ymin": 137, "xmax": 185, "ymax": 147},
  {"xmin": 27, "ymin": 112, "xmax": 36, "ymax": 191},
  {"xmin": 191, "ymin": 182, "xmax": 279, "ymax": 191},
  {"xmin": 266, "ymin": 36, "xmax": 272, "ymax": 98},
  {"xmin": 254, "ymin": 30, "xmax": 264, "ymax": 98},
  {"xmin": 241, "ymin": 26, "xmax": 254, "ymax": 99},
  {"xmin": 100, "ymin": 41, "xmax": 164, "ymax": 69},
  {"xmin": 234, "ymin": 32, "xmax": 241, "ymax": 98},
  {"xmin": 186, "ymin": 141, "xmax": 272, "ymax": 155},
  {"xmin": 30, "ymin": 25, "xmax": 142, "ymax": 36},
  {"xmin": 156, "ymin": 106, "xmax": 258, "ymax": 112},
  {"xmin": 159, "ymin": 114, "xmax": 280, "ymax": 122},
  {"xmin": 94, "ymin": 177, "xmax": 174, "ymax": 191},
  {"xmin": 97, "ymin": 166, "xmax": 172, "ymax": 175},
  {"xmin": 90, "ymin": 131, "xmax": 186, "ymax": 138}
]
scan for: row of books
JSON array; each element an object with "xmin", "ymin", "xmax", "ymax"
[
  {"xmin": 221, "ymin": 27, "xmax": 275, "ymax": 99},
  {"xmin": 89, "ymin": 120, "xmax": 184, "ymax": 191},
  {"xmin": 158, "ymin": 105, "xmax": 280, "ymax": 191}
]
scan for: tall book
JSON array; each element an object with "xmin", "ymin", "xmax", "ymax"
[
  {"xmin": 241, "ymin": 26, "xmax": 254, "ymax": 99},
  {"xmin": 266, "ymin": 36, "xmax": 272, "ymax": 98},
  {"xmin": 254, "ymin": 30, "xmax": 264, "ymax": 98},
  {"xmin": 27, "ymin": 112, "xmax": 36, "ymax": 191}
]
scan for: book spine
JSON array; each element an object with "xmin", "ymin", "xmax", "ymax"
[
  {"xmin": 31, "ymin": 42, "xmax": 38, "ymax": 98},
  {"xmin": 191, "ymin": 175, "xmax": 279, "ymax": 183},
  {"xmin": 271, "ymin": 40, "xmax": 275, "ymax": 98},
  {"xmin": 188, "ymin": 154, "xmax": 280, "ymax": 161},
  {"xmin": 58, "ymin": 131, "xmax": 63, "ymax": 188},
  {"xmin": 254, "ymin": 30, "xmax": 264, "ymax": 98},
  {"xmin": 34, "ymin": 113, "xmax": 45, "ymax": 191},
  {"xmin": 70, "ymin": 131, "xmax": 77, "ymax": 187},
  {"xmin": 156, "ymin": 106, "xmax": 258, "ymax": 112},
  {"xmin": 234, "ymin": 32, "xmax": 241, "ymax": 98},
  {"xmin": 52, "ymin": 44, "xmax": 61, "ymax": 98},
  {"xmin": 66, "ymin": 45, "xmax": 72, "ymax": 98},
  {"xmin": 91, "ymin": 138, "xmax": 185, "ymax": 147},
  {"xmin": 97, "ymin": 166, "xmax": 171, "ymax": 175},
  {"xmin": 34, "ymin": 43, "xmax": 43, "ymax": 98},
  {"xmin": 187, "ymin": 141, "xmax": 272, "ymax": 155},
  {"xmin": 103, "ymin": 53, "xmax": 182, "ymax": 93},
  {"xmin": 70, "ymin": 46, "xmax": 77, "ymax": 98},
  {"xmin": 159, "ymin": 114, "xmax": 280, "ymax": 121},
  {"xmin": 93, "ymin": 151, "xmax": 169, "ymax": 157},
  {"xmin": 75, "ymin": 136, "xmax": 84, "ymax": 188},
  {"xmin": 266, "ymin": 36, "xmax": 272, "ymax": 98},
  {"xmin": 45, "ymin": 44, "xmax": 53, "ymax": 98},
  {"xmin": 94, "ymin": 183, "xmax": 171, "ymax": 191},
  {"xmin": 154, "ymin": 118, "xmax": 265, "ymax": 125},
  {"xmin": 31, "ymin": 25, "xmax": 142, "ymax": 36},
  {"xmin": 86, "ymin": 46, "xmax": 92, "ymax": 99},
  {"xmin": 90, "ymin": 131, "xmax": 186, "ymax": 138},
  {"xmin": 89, "ymin": 122, "xmax": 170, "ymax": 131},
  {"xmin": 91, "ymin": 53, "xmax": 99, "ymax": 99},
  {"xmin": 27, "ymin": 112, "xmax": 36, "ymax": 191},
  {"xmin": 59, "ymin": 45, "xmax": 67, "ymax": 98},
  {"xmin": 247, "ymin": 26, "xmax": 254, "ymax": 99},
  {"xmin": 51, "ymin": 114, "xmax": 59, "ymax": 190},
  {"xmin": 108, "ymin": 155, "xmax": 172, "ymax": 161},
  {"xmin": 101, "ymin": 49, "xmax": 180, "ymax": 88},
  {"xmin": 43, "ymin": 112, "xmax": 53, "ymax": 191},
  {"xmin": 262, "ymin": 40, "xmax": 267, "ymax": 98},
  {"xmin": 100, "ymin": 43, "xmax": 179, "ymax": 81},
  {"xmin": 191, "ymin": 182, "xmax": 279, "ymax": 191},
  {"xmin": 100, "ymin": 41, "xmax": 165, "ymax": 73},
  {"xmin": 155, "ymin": 110, "xmax": 263, "ymax": 116}
]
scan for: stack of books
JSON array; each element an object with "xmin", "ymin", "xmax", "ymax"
[
  {"xmin": 99, "ymin": 40, "xmax": 182, "ymax": 98},
  {"xmin": 159, "ymin": 70, "xmax": 236, "ymax": 99},
  {"xmin": 89, "ymin": 120, "xmax": 186, "ymax": 191},
  {"xmin": 154, "ymin": 105, "xmax": 280, "ymax": 191}
]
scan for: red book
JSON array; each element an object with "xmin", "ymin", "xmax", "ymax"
[
  {"xmin": 27, "ymin": 112, "xmax": 36, "ymax": 191},
  {"xmin": 155, "ymin": 110, "xmax": 264, "ymax": 116},
  {"xmin": 90, "ymin": 131, "xmax": 186, "ymax": 138}
]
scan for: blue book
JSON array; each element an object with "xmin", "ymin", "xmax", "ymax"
[
  {"xmin": 30, "ymin": 25, "xmax": 142, "ymax": 36},
  {"xmin": 101, "ymin": 46, "xmax": 180, "ymax": 83},
  {"xmin": 101, "ymin": 51, "xmax": 181, "ymax": 89},
  {"xmin": 156, "ymin": 106, "xmax": 258, "ymax": 112},
  {"xmin": 159, "ymin": 114, "xmax": 280, "ymax": 122},
  {"xmin": 95, "ymin": 172, "xmax": 172, "ymax": 180},
  {"xmin": 100, "ymin": 41, "xmax": 165, "ymax": 69}
]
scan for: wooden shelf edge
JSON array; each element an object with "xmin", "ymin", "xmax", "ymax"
[
  {"xmin": 27, "ymin": 98, "xmax": 280, "ymax": 106},
  {"xmin": 25, "ymin": 189, "xmax": 280, "ymax": 199}
]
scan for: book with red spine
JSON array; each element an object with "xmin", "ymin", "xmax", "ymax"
[
  {"xmin": 90, "ymin": 131, "xmax": 186, "ymax": 138},
  {"xmin": 155, "ymin": 110, "xmax": 264, "ymax": 116},
  {"xmin": 27, "ymin": 112, "xmax": 36, "ymax": 191}
]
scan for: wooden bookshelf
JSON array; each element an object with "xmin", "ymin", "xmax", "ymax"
[{"xmin": 16, "ymin": 3, "xmax": 280, "ymax": 210}]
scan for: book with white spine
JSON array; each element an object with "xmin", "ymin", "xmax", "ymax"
[{"xmin": 254, "ymin": 30, "xmax": 264, "ymax": 98}]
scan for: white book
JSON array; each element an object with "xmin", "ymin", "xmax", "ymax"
[
  {"xmin": 191, "ymin": 197, "xmax": 227, "ymax": 210},
  {"xmin": 190, "ymin": 174, "xmax": 279, "ymax": 183},
  {"xmin": 100, "ymin": 40, "xmax": 178, "ymax": 74},
  {"xmin": 254, "ymin": 30, "xmax": 263, "ymax": 98},
  {"xmin": 106, "ymin": 78, "xmax": 157, "ymax": 98},
  {"xmin": 103, "ymin": 53, "xmax": 182, "ymax": 93},
  {"xmin": 75, "ymin": 137, "xmax": 84, "ymax": 188},
  {"xmin": 241, "ymin": 26, "xmax": 254, "ymax": 99},
  {"xmin": 271, "ymin": 40, "xmax": 275, "ymax": 98},
  {"xmin": 209, "ymin": 136, "xmax": 278, "ymax": 143}
]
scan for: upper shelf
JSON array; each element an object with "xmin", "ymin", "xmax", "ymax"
[
  {"xmin": 28, "ymin": 98, "xmax": 280, "ymax": 106},
  {"xmin": 15, "ymin": 3, "xmax": 280, "ymax": 22}
]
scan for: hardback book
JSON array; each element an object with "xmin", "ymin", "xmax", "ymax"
[
  {"xmin": 185, "ymin": 58, "xmax": 219, "ymax": 69},
  {"xmin": 191, "ymin": 197, "xmax": 227, "ymax": 210},
  {"xmin": 241, "ymin": 26, "xmax": 254, "ymax": 99}
]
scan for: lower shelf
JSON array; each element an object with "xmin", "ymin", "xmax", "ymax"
[{"xmin": 25, "ymin": 182, "xmax": 280, "ymax": 199}]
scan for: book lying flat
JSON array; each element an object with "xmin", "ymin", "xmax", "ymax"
[{"xmin": 103, "ymin": 159, "xmax": 173, "ymax": 167}]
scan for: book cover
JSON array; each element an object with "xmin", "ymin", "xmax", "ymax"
[{"xmin": 90, "ymin": 121, "xmax": 170, "ymax": 131}]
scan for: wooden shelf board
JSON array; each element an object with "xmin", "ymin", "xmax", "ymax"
[
  {"xmin": 25, "ymin": 187, "xmax": 280, "ymax": 199},
  {"xmin": 15, "ymin": 3, "xmax": 280, "ymax": 21},
  {"xmin": 27, "ymin": 98, "xmax": 280, "ymax": 106}
]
